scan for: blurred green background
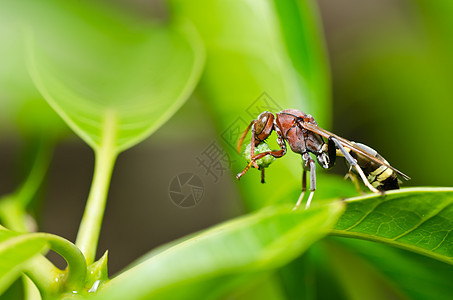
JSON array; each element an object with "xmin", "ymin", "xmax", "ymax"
[{"xmin": 0, "ymin": 0, "xmax": 452, "ymax": 282}]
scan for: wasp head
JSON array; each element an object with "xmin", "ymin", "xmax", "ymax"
[
  {"xmin": 254, "ymin": 112, "xmax": 275, "ymax": 143},
  {"xmin": 316, "ymin": 139, "xmax": 336, "ymax": 169}
]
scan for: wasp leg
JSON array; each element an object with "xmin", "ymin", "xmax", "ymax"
[
  {"xmin": 236, "ymin": 159, "xmax": 255, "ymax": 179},
  {"xmin": 305, "ymin": 158, "xmax": 316, "ymax": 209},
  {"xmin": 250, "ymin": 125, "xmax": 259, "ymax": 169},
  {"xmin": 236, "ymin": 149, "xmax": 285, "ymax": 179},
  {"xmin": 237, "ymin": 120, "xmax": 255, "ymax": 153},
  {"xmin": 236, "ymin": 129, "xmax": 287, "ymax": 180},
  {"xmin": 330, "ymin": 137, "xmax": 379, "ymax": 194},
  {"xmin": 260, "ymin": 168, "xmax": 265, "ymax": 183},
  {"xmin": 344, "ymin": 172, "xmax": 364, "ymax": 194},
  {"xmin": 293, "ymin": 153, "xmax": 316, "ymax": 210},
  {"xmin": 355, "ymin": 166, "xmax": 379, "ymax": 193},
  {"xmin": 293, "ymin": 170, "xmax": 307, "ymax": 210}
]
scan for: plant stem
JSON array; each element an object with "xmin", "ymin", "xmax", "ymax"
[
  {"xmin": 0, "ymin": 196, "xmax": 27, "ymax": 232},
  {"xmin": 75, "ymin": 110, "xmax": 117, "ymax": 265},
  {"xmin": 45, "ymin": 234, "xmax": 88, "ymax": 291},
  {"xmin": 22, "ymin": 233, "xmax": 87, "ymax": 296},
  {"xmin": 23, "ymin": 255, "xmax": 60, "ymax": 298},
  {"xmin": 0, "ymin": 138, "xmax": 53, "ymax": 233},
  {"xmin": 17, "ymin": 138, "xmax": 54, "ymax": 208},
  {"xmin": 23, "ymin": 275, "xmax": 41, "ymax": 300}
]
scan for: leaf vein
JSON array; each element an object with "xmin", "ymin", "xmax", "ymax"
[
  {"xmin": 343, "ymin": 200, "xmax": 383, "ymax": 231},
  {"xmin": 392, "ymin": 201, "xmax": 453, "ymax": 241},
  {"xmin": 431, "ymin": 229, "xmax": 452, "ymax": 252}
]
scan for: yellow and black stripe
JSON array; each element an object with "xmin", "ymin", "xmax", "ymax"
[{"xmin": 337, "ymin": 142, "xmax": 399, "ymax": 191}]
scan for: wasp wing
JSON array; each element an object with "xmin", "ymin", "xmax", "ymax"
[{"xmin": 301, "ymin": 122, "xmax": 411, "ymax": 180}]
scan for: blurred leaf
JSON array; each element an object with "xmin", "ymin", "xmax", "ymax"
[
  {"xmin": 0, "ymin": 136, "xmax": 54, "ymax": 235},
  {"xmin": 25, "ymin": 0, "xmax": 204, "ymax": 153},
  {"xmin": 91, "ymin": 202, "xmax": 344, "ymax": 299},
  {"xmin": 15, "ymin": 98, "xmax": 67, "ymax": 140},
  {"xmin": 0, "ymin": 229, "xmax": 47, "ymax": 295},
  {"xmin": 322, "ymin": 240, "xmax": 408, "ymax": 300},
  {"xmin": 276, "ymin": 248, "xmax": 320, "ymax": 300},
  {"xmin": 329, "ymin": 5, "xmax": 453, "ymax": 188},
  {"xmin": 335, "ymin": 237, "xmax": 453, "ymax": 300},
  {"xmin": 277, "ymin": 239, "xmax": 401, "ymax": 300},
  {"xmin": 0, "ymin": 3, "xmax": 66, "ymax": 139},
  {"xmin": 415, "ymin": 1, "xmax": 453, "ymax": 69},
  {"xmin": 0, "ymin": 278, "xmax": 24, "ymax": 300},
  {"xmin": 0, "ymin": 7, "xmax": 37, "ymax": 104},
  {"xmin": 170, "ymin": 0, "xmax": 330, "ymax": 123},
  {"xmin": 225, "ymin": 274, "xmax": 286, "ymax": 300},
  {"xmin": 265, "ymin": 174, "xmax": 360, "ymax": 208},
  {"xmin": 273, "ymin": 0, "xmax": 330, "ymax": 123},
  {"xmin": 170, "ymin": 0, "xmax": 331, "ymax": 211},
  {"xmin": 332, "ymin": 188, "xmax": 453, "ymax": 264}
]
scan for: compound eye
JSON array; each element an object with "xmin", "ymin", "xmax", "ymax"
[
  {"xmin": 254, "ymin": 112, "xmax": 269, "ymax": 134},
  {"xmin": 254, "ymin": 119, "xmax": 265, "ymax": 134}
]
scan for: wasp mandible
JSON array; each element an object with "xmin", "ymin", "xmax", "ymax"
[{"xmin": 236, "ymin": 109, "xmax": 410, "ymax": 209}]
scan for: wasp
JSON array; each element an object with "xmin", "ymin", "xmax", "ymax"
[{"xmin": 236, "ymin": 109, "xmax": 410, "ymax": 209}]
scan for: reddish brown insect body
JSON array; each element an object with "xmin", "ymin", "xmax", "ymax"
[{"xmin": 236, "ymin": 109, "xmax": 409, "ymax": 209}]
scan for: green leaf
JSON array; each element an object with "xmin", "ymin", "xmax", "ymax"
[
  {"xmin": 0, "ymin": 3, "xmax": 67, "ymax": 139},
  {"xmin": 0, "ymin": 278, "xmax": 24, "ymax": 300},
  {"xmin": 321, "ymin": 240, "xmax": 408, "ymax": 300},
  {"xmin": 90, "ymin": 202, "xmax": 344, "ymax": 299},
  {"xmin": 273, "ymin": 0, "xmax": 331, "ymax": 125},
  {"xmin": 171, "ymin": 0, "xmax": 330, "ymax": 124},
  {"xmin": 225, "ymin": 274, "xmax": 286, "ymax": 300},
  {"xmin": 335, "ymin": 237, "xmax": 453, "ymax": 300},
  {"xmin": 23, "ymin": 0, "xmax": 205, "ymax": 264},
  {"xmin": 169, "ymin": 0, "xmax": 330, "ymax": 211},
  {"xmin": 276, "ymin": 249, "xmax": 319, "ymax": 300},
  {"xmin": 332, "ymin": 187, "xmax": 453, "ymax": 265},
  {"xmin": 26, "ymin": 0, "xmax": 204, "ymax": 153}
]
